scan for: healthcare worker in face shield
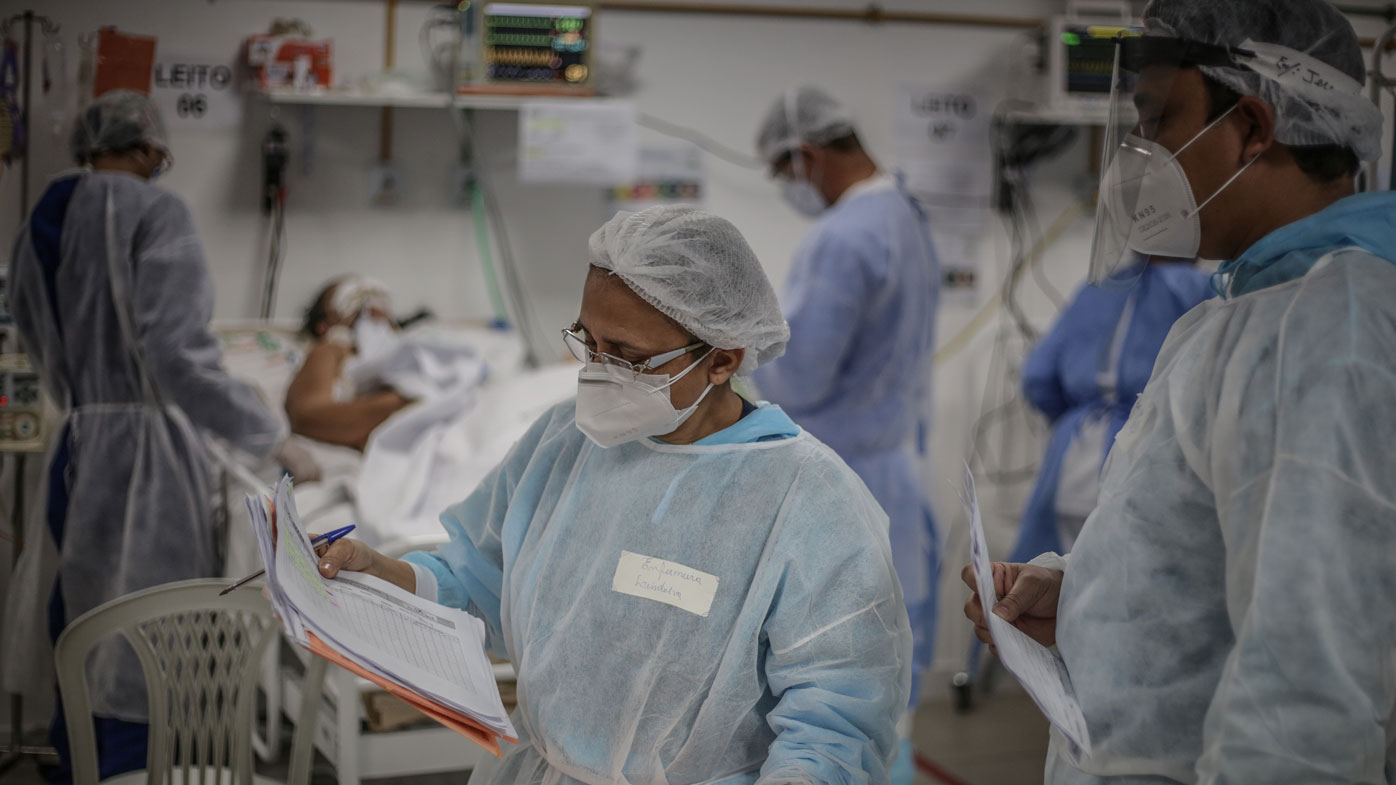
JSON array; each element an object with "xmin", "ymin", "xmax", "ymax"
[
  {"xmin": 1008, "ymin": 256, "xmax": 1213, "ymax": 561},
  {"xmin": 1, "ymin": 90, "xmax": 317, "ymax": 783},
  {"xmin": 751, "ymin": 87, "xmax": 940, "ymax": 784},
  {"xmin": 318, "ymin": 206, "xmax": 914, "ymax": 785},
  {"xmin": 963, "ymin": 1, "xmax": 1396, "ymax": 782}
]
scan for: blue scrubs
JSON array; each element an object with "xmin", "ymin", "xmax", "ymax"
[
  {"xmin": 754, "ymin": 175, "xmax": 940, "ymax": 708},
  {"xmin": 1009, "ymin": 263, "xmax": 1214, "ymax": 562}
]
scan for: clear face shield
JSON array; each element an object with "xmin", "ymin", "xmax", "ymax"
[{"xmin": 1089, "ymin": 35, "xmax": 1252, "ymax": 289}]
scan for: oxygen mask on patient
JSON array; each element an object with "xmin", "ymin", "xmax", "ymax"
[
  {"xmin": 328, "ymin": 276, "xmax": 397, "ymax": 359},
  {"xmin": 354, "ymin": 315, "xmax": 399, "ymax": 360}
]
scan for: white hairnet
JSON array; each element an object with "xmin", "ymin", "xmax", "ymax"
[
  {"xmin": 588, "ymin": 206, "xmax": 789, "ymax": 375},
  {"xmin": 1144, "ymin": 0, "xmax": 1383, "ymax": 161},
  {"xmin": 755, "ymin": 86, "xmax": 858, "ymax": 165},
  {"xmin": 69, "ymin": 89, "xmax": 170, "ymax": 165}
]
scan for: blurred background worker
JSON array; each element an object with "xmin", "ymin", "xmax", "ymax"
[
  {"xmin": 751, "ymin": 85, "xmax": 940, "ymax": 782},
  {"xmin": 1009, "ymin": 257, "xmax": 1213, "ymax": 562},
  {"xmin": 2, "ymin": 90, "xmax": 316, "ymax": 783}
]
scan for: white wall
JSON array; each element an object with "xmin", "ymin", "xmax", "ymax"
[{"xmin": 4, "ymin": 0, "xmax": 1396, "ymax": 715}]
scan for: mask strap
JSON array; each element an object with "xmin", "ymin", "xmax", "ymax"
[
  {"xmin": 1187, "ymin": 150, "xmax": 1259, "ymax": 219},
  {"xmin": 663, "ymin": 349, "xmax": 717, "ymax": 423},
  {"xmin": 678, "ymin": 381, "xmax": 716, "ymax": 417},
  {"xmin": 783, "ymin": 88, "xmax": 816, "ymax": 185},
  {"xmin": 653, "ymin": 346, "xmax": 716, "ymax": 391},
  {"xmin": 1165, "ymin": 102, "xmax": 1238, "ymax": 162},
  {"xmin": 1157, "ymin": 102, "xmax": 1258, "ymax": 219}
]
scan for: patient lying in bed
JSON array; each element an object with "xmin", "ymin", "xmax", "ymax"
[
  {"xmin": 285, "ymin": 277, "xmax": 417, "ymax": 451},
  {"xmin": 219, "ymin": 297, "xmax": 577, "ymax": 564}
]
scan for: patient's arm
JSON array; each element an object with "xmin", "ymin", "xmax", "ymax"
[{"xmin": 285, "ymin": 342, "xmax": 412, "ymax": 451}]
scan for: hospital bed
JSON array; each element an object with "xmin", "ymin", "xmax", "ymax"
[{"xmin": 212, "ymin": 320, "xmax": 577, "ymax": 783}]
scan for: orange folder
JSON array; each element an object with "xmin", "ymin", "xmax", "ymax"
[{"xmin": 306, "ymin": 632, "xmax": 512, "ymax": 756}]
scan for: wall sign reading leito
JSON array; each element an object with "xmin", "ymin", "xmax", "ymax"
[{"xmin": 152, "ymin": 52, "xmax": 241, "ymax": 130}]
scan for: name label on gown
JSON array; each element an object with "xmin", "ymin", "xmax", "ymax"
[{"xmin": 611, "ymin": 551, "xmax": 719, "ymax": 617}]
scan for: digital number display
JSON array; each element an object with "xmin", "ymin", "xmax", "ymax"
[
  {"xmin": 1062, "ymin": 25, "xmax": 1133, "ymax": 95},
  {"xmin": 484, "ymin": 3, "xmax": 591, "ymax": 84}
]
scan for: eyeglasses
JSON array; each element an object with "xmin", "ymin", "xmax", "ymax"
[{"xmin": 562, "ymin": 324, "xmax": 708, "ymax": 380}]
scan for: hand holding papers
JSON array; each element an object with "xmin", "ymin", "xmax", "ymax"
[
  {"xmin": 961, "ymin": 467, "xmax": 1092, "ymax": 762},
  {"xmin": 247, "ymin": 476, "xmax": 516, "ymax": 754}
]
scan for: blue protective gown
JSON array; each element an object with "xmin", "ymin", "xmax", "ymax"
[
  {"xmin": 404, "ymin": 400, "xmax": 913, "ymax": 785},
  {"xmin": 753, "ymin": 174, "xmax": 939, "ymax": 703},
  {"xmin": 1046, "ymin": 191, "xmax": 1396, "ymax": 783},
  {"xmin": 1009, "ymin": 264, "xmax": 1214, "ymax": 562}
]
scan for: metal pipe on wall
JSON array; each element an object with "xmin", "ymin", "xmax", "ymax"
[
  {"xmin": 595, "ymin": 1, "xmax": 1044, "ymax": 30},
  {"xmin": 379, "ymin": 0, "xmax": 397, "ymax": 163},
  {"xmin": 18, "ymin": 11, "xmax": 33, "ymax": 227}
]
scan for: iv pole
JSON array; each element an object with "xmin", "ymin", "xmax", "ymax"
[
  {"xmin": 0, "ymin": 8, "xmax": 61, "ymax": 776},
  {"xmin": 1367, "ymin": 19, "xmax": 1396, "ymax": 192}
]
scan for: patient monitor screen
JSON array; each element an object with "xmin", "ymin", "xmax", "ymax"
[
  {"xmin": 1061, "ymin": 24, "xmax": 1127, "ymax": 96},
  {"xmin": 484, "ymin": 3, "xmax": 592, "ymax": 85}
]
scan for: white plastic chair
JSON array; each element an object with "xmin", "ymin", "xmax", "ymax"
[{"xmin": 54, "ymin": 579, "xmax": 327, "ymax": 785}]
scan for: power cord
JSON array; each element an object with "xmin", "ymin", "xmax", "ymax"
[{"xmin": 636, "ymin": 112, "xmax": 766, "ymax": 170}]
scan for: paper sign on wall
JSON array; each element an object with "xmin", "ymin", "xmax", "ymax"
[
  {"xmin": 893, "ymin": 82, "xmax": 997, "ymax": 301},
  {"xmin": 607, "ymin": 142, "xmax": 704, "ymax": 216},
  {"xmin": 151, "ymin": 52, "xmax": 242, "ymax": 130},
  {"xmin": 519, "ymin": 100, "xmax": 638, "ymax": 185},
  {"xmin": 893, "ymin": 84, "xmax": 994, "ymax": 204}
]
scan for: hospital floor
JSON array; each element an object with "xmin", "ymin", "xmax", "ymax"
[
  {"xmin": 1, "ymin": 692, "xmax": 1048, "ymax": 785},
  {"xmin": 912, "ymin": 690, "xmax": 1051, "ymax": 785}
]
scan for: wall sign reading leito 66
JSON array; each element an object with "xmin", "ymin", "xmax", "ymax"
[{"xmin": 151, "ymin": 52, "xmax": 242, "ymax": 130}]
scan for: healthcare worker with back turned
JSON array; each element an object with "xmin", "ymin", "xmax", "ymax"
[
  {"xmin": 1008, "ymin": 255, "xmax": 1213, "ymax": 561},
  {"xmin": 319, "ymin": 206, "xmax": 913, "ymax": 785},
  {"xmin": 962, "ymin": 0, "xmax": 1396, "ymax": 782},
  {"xmin": 1, "ymin": 90, "xmax": 317, "ymax": 783},
  {"xmin": 751, "ymin": 87, "xmax": 939, "ymax": 784}
]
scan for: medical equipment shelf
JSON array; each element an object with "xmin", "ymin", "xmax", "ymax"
[
  {"xmin": 258, "ymin": 87, "xmax": 604, "ymax": 111},
  {"xmin": 1001, "ymin": 106, "xmax": 1115, "ymax": 126}
]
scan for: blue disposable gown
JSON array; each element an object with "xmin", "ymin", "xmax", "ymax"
[
  {"xmin": 753, "ymin": 174, "xmax": 939, "ymax": 701},
  {"xmin": 404, "ymin": 401, "xmax": 912, "ymax": 785},
  {"xmin": 1045, "ymin": 191, "xmax": 1396, "ymax": 783},
  {"xmin": 1009, "ymin": 263, "xmax": 1213, "ymax": 562},
  {"xmin": 1, "ymin": 172, "xmax": 284, "ymax": 719}
]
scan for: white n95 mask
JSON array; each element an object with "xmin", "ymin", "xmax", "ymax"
[
  {"xmin": 354, "ymin": 315, "xmax": 399, "ymax": 360},
  {"xmin": 575, "ymin": 350, "xmax": 715, "ymax": 448},
  {"xmin": 1092, "ymin": 105, "xmax": 1255, "ymax": 284},
  {"xmin": 1099, "ymin": 134, "xmax": 1203, "ymax": 260},
  {"xmin": 780, "ymin": 144, "xmax": 828, "ymax": 218},
  {"xmin": 781, "ymin": 179, "xmax": 827, "ymax": 218}
]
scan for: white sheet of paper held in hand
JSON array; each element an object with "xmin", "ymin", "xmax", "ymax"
[{"xmin": 962, "ymin": 466, "xmax": 1092, "ymax": 762}]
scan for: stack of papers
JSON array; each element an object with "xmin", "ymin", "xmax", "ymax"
[
  {"xmin": 248, "ymin": 477, "xmax": 517, "ymax": 754},
  {"xmin": 962, "ymin": 466, "xmax": 1092, "ymax": 763}
]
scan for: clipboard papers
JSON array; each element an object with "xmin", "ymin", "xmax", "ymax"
[
  {"xmin": 247, "ymin": 476, "xmax": 517, "ymax": 754},
  {"xmin": 962, "ymin": 466, "xmax": 1092, "ymax": 763}
]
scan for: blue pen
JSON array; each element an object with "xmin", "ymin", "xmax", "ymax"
[{"xmin": 220, "ymin": 524, "xmax": 357, "ymax": 595}]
